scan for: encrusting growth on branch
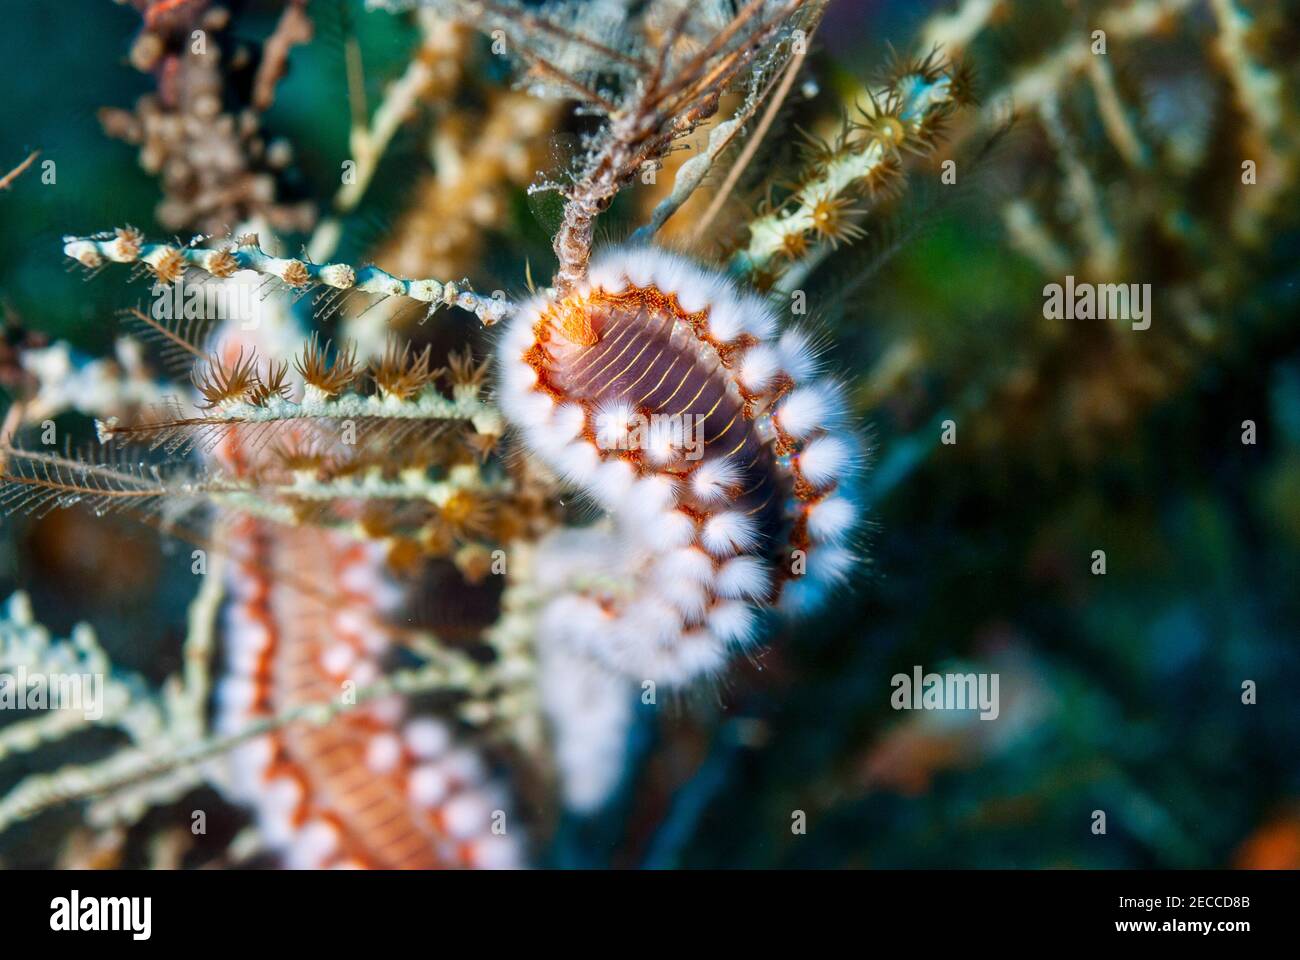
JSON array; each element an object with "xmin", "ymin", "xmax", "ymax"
[
  {"xmin": 728, "ymin": 50, "xmax": 974, "ymax": 288},
  {"xmin": 63, "ymin": 229, "xmax": 513, "ymax": 326}
]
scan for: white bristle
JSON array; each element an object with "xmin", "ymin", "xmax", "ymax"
[
  {"xmin": 551, "ymin": 403, "xmax": 586, "ymax": 442},
  {"xmin": 653, "ymin": 547, "xmax": 716, "ymax": 588},
  {"xmin": 591, "ymin": 458, "xmax": 638, "ymax": 508},
  {"xmin": 261, "ymin": 777, "xmax": 304, "ymax": 846},
  {"xmin": 441, "ymin": 790, "xmax": 494, "ymax": 840},
  {"xmin": 405, "ymin": 718, "xmax": 452, "ymax": 759},
  {"xmin": 514, "ymin": 389, "xmax": 556, "ymax": 430},
  {"xmin": 623, "ymin": 474, "xmax": 678, "ymax": 520},
  {"xmin": 539, "ymin": 595, "xmax": 611, "ymax": 652},
  {"xmin": 409, "ymin": 763, "xmax": 451, "ymax": 808},
  {"xmin": 636, "ymin": 507, "xmax": 695, "ymax": 551},
  {"xmin": 707, "ymin": 601, "xmax": 756, "ymax": 645},
  {"xmin": 776, "ymin": 382, "xmax": 842, "ymax": 439},
  {"xmin": 740, "ymin": 296, "xmax": 779, "ymax": 341},
  {"xmin": 663, "ymin": 578, "xmax": 711, "ymax": 620},
  {"xmin": 777, "ymin": 327, "xmax": 819, "ymax": 381},
  {"xmin": 701, "ymin": 511, "xmax": 761, "ymax": 556},
  {"xmin": 349, "ymin": 659, "xmax": 379, "ymax": 688},
  {"xmin": 619, "ymin": 598, "xmax": 683, "ymax": 647},
  {"xmin": 797, "ymin": 434, "xmax": 852, "ymax": 486},
  {"xmin": 367, "ymin": 694, "xmax": 404, "ymax": 726},
  {"xmin": 365, "ymin": 733, "xmax": 403, "ymax": 773},
  {"xmin": 739, "ymin": 343, "xmax": 782, "ymax": 392},
  {"xmin": 690, "ymin": 456, "xmax": 743, "ymax": 504},
  {"xmin": 674, "ymin": 628, "xmax": 730, "ymax": 677},
  {"xmin": 228, "ymin": 738, "xmax": 273, "ymax": 786},
  {"xmin": 556, "ymin": 440, "xmax": 601, "ymax": 484},
  {"xmin": 807, "ymin": 545, "xmax": 857, "ymax": 584},
  {"xmin": 593, "ymin": 402, "xmax": 634, "ymax": 450},
  {"xmin": 502, "ymin": 303, "xmax": 542, "ymax": 353},
  {"xmin": 715, "ymin": 556, "xmax": 771, "ymax": 600},
  {"xmin": 643, "ymin": 417, "xmax": 681, "ymax": 464},
  {"xmin": 672, "ymin": 268, "xmax": 721, "ymax": 314},
  {"xmin": 286, "ymin": 819, "xmax": 339, "ymax": 870},
  {"xmin": 217, "ymin": 676, "xmax": 256, "ymax": 719},
  {"xmin": 588, "ymin": 259, "xmax": 628, "ymax": 293},
  {"xmin": 806, "ymin": 495, "xmax": 858, "ymax": 543},
  {"xmin": 442, "ymin": 747, "xmax": 488, "ymax": 787},
  {"xmin": 623, "ymin": 252, "xmax": 656, "ymax": 287},
  {"xmin": 320, "ymin": 642, "xmax": 356, "ymax": 677},
  {"xmin": 467, "ymin": 834, "xmax": 523, "ymax": 869},
  {"xmin": 706, "ymin": 296, "xmax": 746, "ymax": 341}
]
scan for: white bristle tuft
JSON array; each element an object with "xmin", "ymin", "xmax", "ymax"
[
  {"xmin": 622, "ymin": 251, "xmax": 656, "ymax": 287},
  {"xmin": 671, "ymin": 267, "xmax": 721, "ymax": 313},
  {"xmin": 797, "ymin": 434, "xmax": 853, "ymax": 487},
  {"xmin": 701, "ymin": 511, "xmax": 761, "ymax": 556},
  {"xmin": 593, "ymin": 402, "xmax": 634, "ymax": 450},
  {"xmin": 776, "ymin": 382, "xmax": 843, "ymax": 439},
  {"xmin": 467, "ymin": 834, "xmax": 523, "ymax": 869},
  {"xmin": 741, "ymin": 301, "xmax": 779, "ymax": 341},
  {"xmin": 588, "ymin": 259, "xmax": 628, "ymax": 293},
  {"xmin": 551, "ymin": 403, "xmax": 586, "ymax": 442},
  {"xmin": 514, "ymin": 390, "xmax": 556, "ymax": 430},
  {"xmin": 643, "ymin": 417, "xmax": 682, "ymax": 464},
  {"xmin": 409, "ymin": 764, "xmax": 451, "ymax": 808},
  {"xmin": 739, "ymin": 343, "xmax": 782, "ymax": 392},
  {"xmin": 675, "ymin": 628, "xmax": 730, "ymax": 677},
  {"xmin": 441, "ymin": 791, "xmax": 494, "ymax": 840},
  {"xmin": 404, "ymin": 718, "xmax": 452, "ymax": 759},
  {"xmin": 715, "ymin": 555, "xmax": 771, "ymax": 600},
  {"xmin": 707, "ymin": 601, "xmax": 757, "ymax": 645},
  {"xmin": 623, "ymin": 474, "xmax": 678, "ymax": 520},
  {"xmin": 286, "ymin": 820, "xmax": 339, "ymax": 870},
  {"xmin": 807, "ymin": 545, "xmax": 857, "ymax": 584},
  {"xmin": 705, "ymin": 296, "xmax": 746, "ymax": 342},
  {"xmin": 663, "ymin": 578, "xmax": 711, "ymax": 621},
  {"xmin": 556, "ymin": 440, "xmax": 601, "ymax": 484},
  {"xmin": 591, "ymin": 458, "xmax": 638, "ymax": 508},
  {"xmin": 442, "ymin": 747, "xmax": 488, "ymax": 786},
  {"xmin": 806, "ymin": 495, "xmax": 858, "ymax": 543},
  {"xmin": 690, "ymin": 456, "xmax": 743, "ymax": 503},
  {"xmin": 636, "ymin": 507, "xmax": 695, "ymax": 551},
  {"xmin": 777, "ymin": 327, "xmax": 819, "ymax": 381},
  {"xmin": 619, "ymin": 598, "xmax": 683, "ymax": 647},
  {"xmin": 653, "ymin": 546, "xmax": 716, "ymax": 588}
]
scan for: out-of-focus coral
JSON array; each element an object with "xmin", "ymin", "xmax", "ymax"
[{"xmin": 101, "ymin": 1, "xmax": 316, "ymax": 234}]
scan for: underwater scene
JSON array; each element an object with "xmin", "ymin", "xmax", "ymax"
[{"xmin": 0, "ymin": 0, "xmax": 1298, "ymax": 876}]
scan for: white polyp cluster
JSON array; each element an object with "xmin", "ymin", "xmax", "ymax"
[{"xmin": 498, "ymin": 245, "xmax": 865, "ymax": 708}]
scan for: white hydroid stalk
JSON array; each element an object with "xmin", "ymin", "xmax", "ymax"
[{"xmin": 63, "ymin": 230, "xmax": 514, "ymax": 325}]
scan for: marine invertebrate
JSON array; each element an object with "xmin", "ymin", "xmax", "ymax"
[
  {"xmin": 0, "ymin": 0, "xmax": 998, "ymax": 861},
  {"xmin": 218, "ymin": 519, "xmax": 520, "ymax": 868},
  {"xmin": 498, "ymin": 247, "xmax": 860, "ymax": 686}
]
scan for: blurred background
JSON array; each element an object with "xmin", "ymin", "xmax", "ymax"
[{"xmin": 2, "ymin": 0, "xmax": 1299, "ymax": 868}]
